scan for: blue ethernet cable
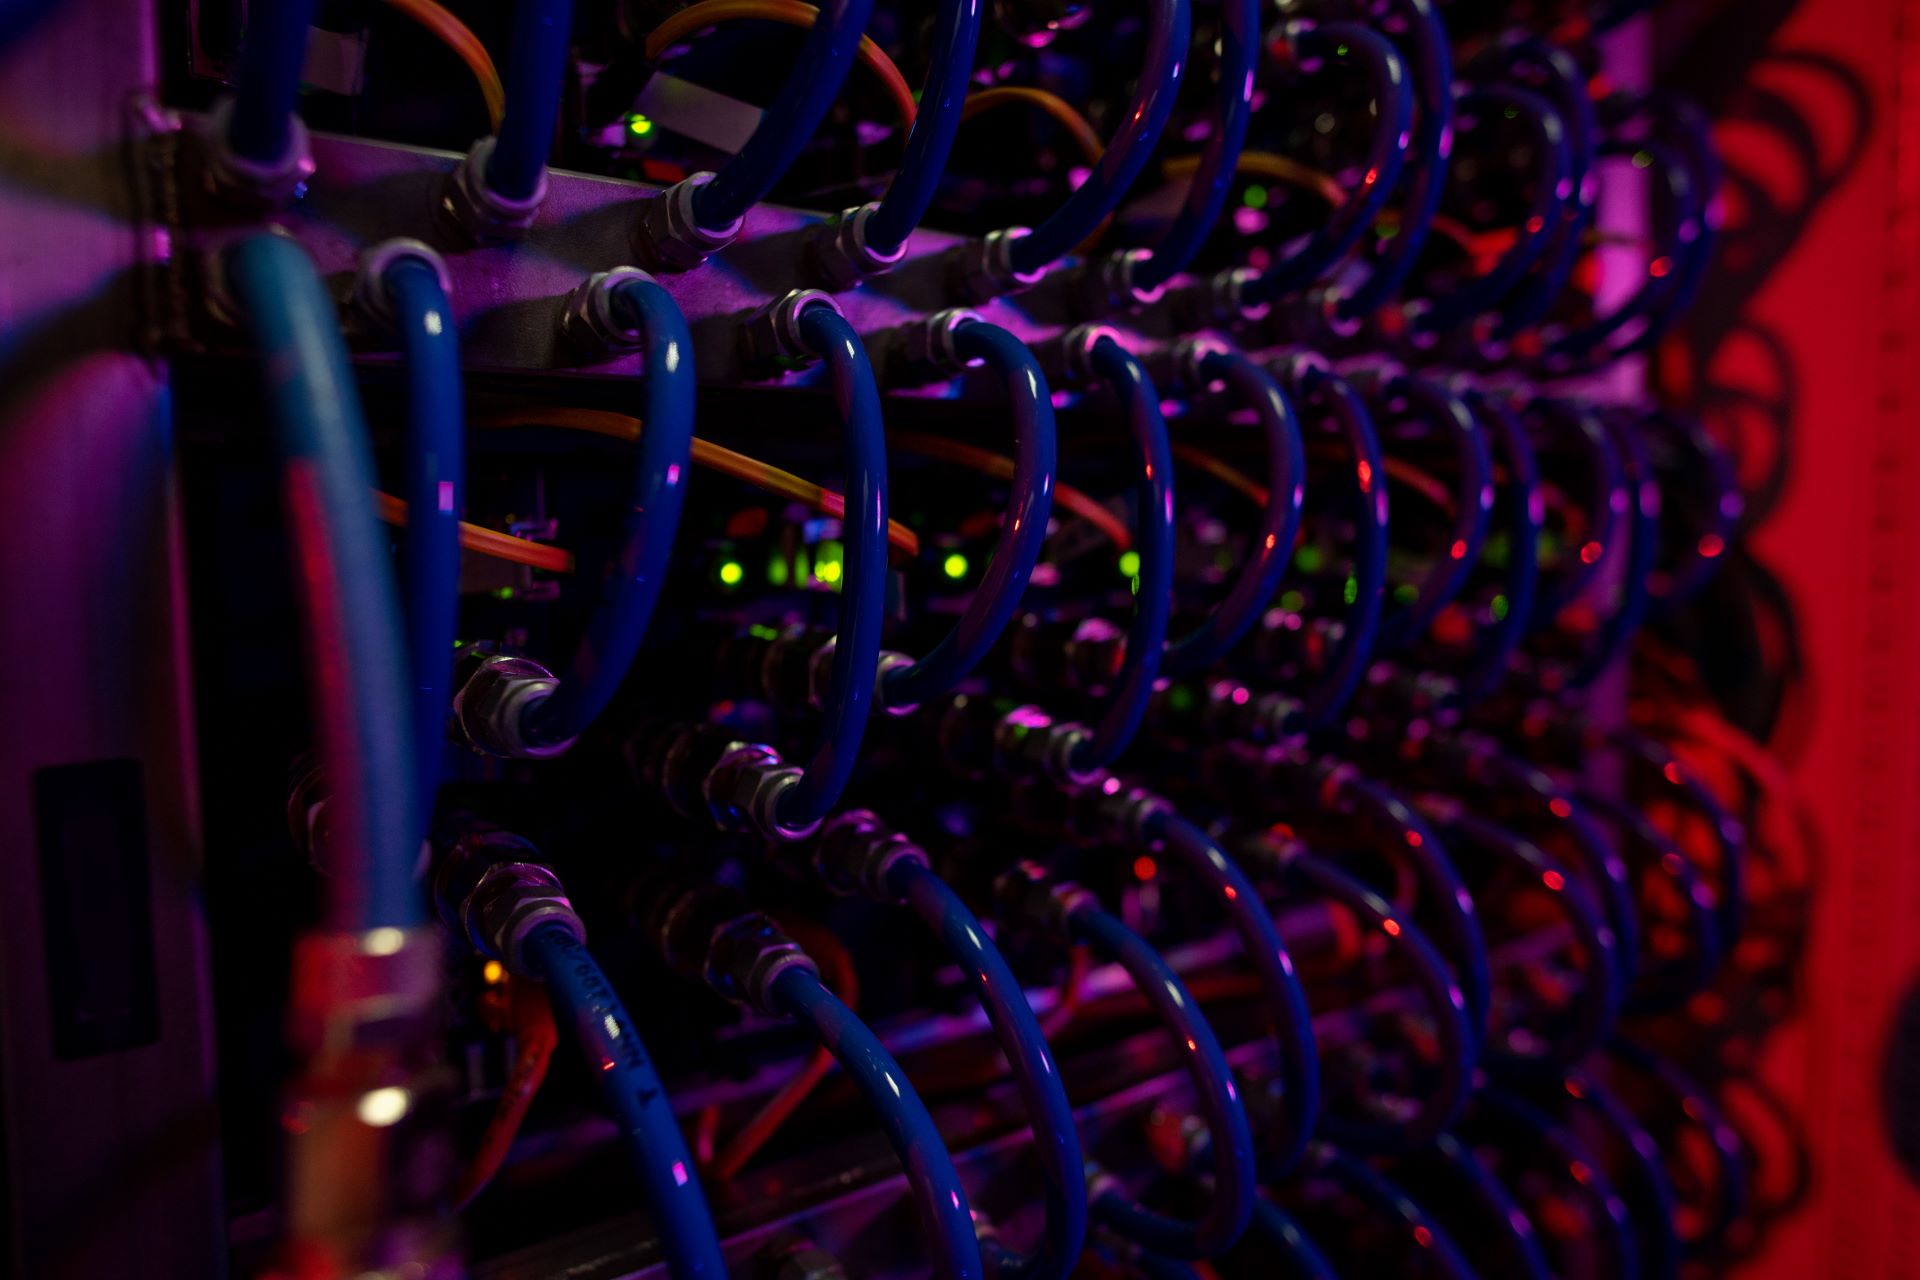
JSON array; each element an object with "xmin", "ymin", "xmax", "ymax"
[
  {"xmin": 774, "ymin": 303, "xmax": 890, "ymax": 830},
  {"xmin": 1284, "ymin": 854, "xmax": 1473, "ymax": 1152},
  {"xmin": 523, "ymin": 923, "xmax": 726, "ymax": 1279},
  {"xmin": 1529, "ymin": 398, "xmax": 1628, "ymax": 623},
  {"xmin": 1069, "ymin": 335, "xmax": 1175, "ymax": 773},
  {"xmin": 882, "ymin": 321, "xmax": 1056, "ymax": 709},
  {"xmin": 1370, "ymin": 377, "xmax": 1494, "ymax": 653},
  {"xmin": 768, "ymin": 963, "xmax": 984, "ymax": 1280},
  {"xmin": 1005, "ymin": 0, "xmax": 1191, "ymax": 275},
  {"xmin": 1580, "ymin": 788, "xmax": 1724, "ymax": 1013},
  {"xmin": 1610, "ymin": 728, "xmax": 1746, "ymax": 949},
  {"xmin": 1470, "ymin": 1088, "xmax": 1641, "ymax": 1280},
  {"xmin": 1420, "ymin": 84, "xmax": 1572, "ymax": 330},
  {"xmin": 384, "ymin": 255, "xmax": 464, "ymax": 826},
  {"xmin": 1128, "ymin": 0, "xmax": 1258, "ymax": 292},
  {"xmin": 1328, "ymin": 773, "xmax": 1491, "ymax": 1055},
  {"xmin": 225, "ymin": 0, "xmax": 319, "ymax": 165},
  {"xmin": 224, "ymin": 233, "xmax": 419, "ymax": 931},
  {"xmin": 1457, "ymin": 389, "xmax": 1541, "ymax": 701},
  {"xmin": 1549, "ymin": 137, "xmax": 1695, "ymax": 360},
  {"xmin": 1240, "ymin": 23, "xmax": 1413, "ymax": 305},
  {"xmin": 862, "ymin": 0, "xmax": 983, "ymax": 255},
  {"xmin": 1164, "ymin": 349, "xmax": 1305, "ymax": 680},
  {"xmin": 1570, "ymin": 413, "xmax": 1658, "ymax": 689},
  {"xmin": 1146, "ymin": 809, "xmax": 1320, "ymax": 1170},
  {"xmin": 886, "ymin": 857, "xmax": 1086, "ymax": 1280},
  {"xmin": 1606, "ymin": 1037, "xmax": 1749, "ymax": 1261},
  {"xmin": 486, "ymin": 0, "xmax": 577, "ymax": 203},
  {"xmin": 1557, "ymin": 1070, "xmax": 1681, "ymax": 1280},
  {"xmin": 1392, "ymin": 1133, "xmax": 1553, "ymax": 1280},
  {"xmin": 692, "ymin": 0, "xmax": 876, "ymax": 232},
  {"xmin": 1429, "ymin": 807, "xmax": 1619, "ymax": 1067},
  {"xmin": 1285, "ymin": 366, "xmax": 1386, "ymax": 731},
  {"xmin": 1490, "ymin": 38, "xmax": 1599, "ymax": 340},
  {"xmin": 1247, "ymin": 1202, "xmax": 1339, "ymax": 1279},
  {"xmin": 523, "ymin": 276, "xmax": 694, "ymax": 750},
  {"xmin": 1071, "ymin": 904, "xmax": 1257, "ymax": 1257},
  {"xmin": 1337, "ymin": 0, "xmax": 1454, "ymax": 320},
  {"xmin": 1290, "ymin": 1146, "xmax": 1476, "ymax": 1278}
]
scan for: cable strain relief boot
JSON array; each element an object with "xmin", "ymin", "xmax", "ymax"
[
  {"xmin": 448, "ymin": 642, "xmax": 573, "ymax": 759},
  {"xmin": 886, "ymin": 307, "xmax": 985, "ymax": 386},
  {"xmin": 706, "ymin": 744, "xmax": 819, "ymax": 842},
  {"xmin": 200, "ymin": 97, "xmax": 316, "ymax": 208},
  {"xmin": 432, "ymin": 824, "xmax": 585, "ymax": 976},
  {"xmin": 1070, "ymin": 778, "xmax": 1173, "ymax": 848},
  {"xmin": 741, "ymin": 289, "xmax": 843, "ymax": 379},
  {"xmin": 808, "ymin": 202, "xmax": 910, "ymax": 290},
  {"xmin": 806, "ymin": 640, "xmax": 920, "ymax": 718},
  {"xmin": 348, "ymin": 239, "xmax": 454, "ymax": 341},
  {"xmin": 814, "ymin": 810, "xmax": 930, "ymax": 900},
  {"xmin": 947, "ymin": 227, "xmax": 1047, "ymax": 304},
  {"xmin": 1169, "ymin": 266, "xmax": 1269, "ymax": 332},
  {"xmin": 993, "ymin": 706, "xmax": 1103, "ymax": 788},
  {"xmin": 994, "ymin": 859, "xmax": 1100, "ymax": 939},
  {"xmin": 558, "ymin": 266, "xmax": 661, "ymax": 360},
  {"xmin": 1072, "ymin": 248, "xmax": 1166, "ymax": 317},
  {"xmin": 1143, "ymin": 335, "xmax": 1233, "ymax": 398},
  {"xmin": 704, "ymin": 912, "xmax": 821, "ymax": 1015},
  {"xmin": 1031, "ymin": 323, "xmax": 1122, "ymax": 389},
  {"xmin": 438, "ymin": 137, "xmax": 547, "ymax": 245},
  {"xmin": 636, "ymin": 171, "xmax": 742, "ymax": 272}
]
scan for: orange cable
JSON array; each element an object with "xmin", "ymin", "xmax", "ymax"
[
  {"xmin": 1041, "ymin": 944, "xmax": 1094, "ymax": 1039},
  {"xmin": 382, "ymin": 0, "xmax": 505, "ymax": 127},
  {"xmin": 960, "ymin": 87, "xmax": 1112, "ymax": 252},
  {"xmin": 1161, "ymin": 149, "xmax": 1349, "ymax": 210},
  {"xmin": 472, "ymin": 408, "xmax": 922, "ymax": 560},
  {"xmin": 643, "ymin": 0, "xmax": 917, "ymax": 133},
  {"xmin": 889, "ymin": 429, "xmax": 1133, "ymax": 553},
  {"xmin": 373, "ymin": 490, "xmax": 576, "ymax": 575},
  {"xmin": 451, "ymin": 976, "xmax": 559, "ymax": 1208}
]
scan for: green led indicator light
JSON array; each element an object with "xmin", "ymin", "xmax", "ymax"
[
  {"xmin": 942, "ymin": 552, "xmax": 970, "ymax": 580},
  {"xmin": 1243, "ymin": 184, "xmax": 1269, "ymax": 209},
  {"xmin": 1118, "ymin": 550, "xmax": 1141, "ymax": 578},
  {"xmin": 1343, "ymin": 575, "xmax": 1359, "ymax": 605},
  {"xmin": 1490, "ymin": 594, "xmax": 1510, "ymax": 621},
  {"xmin": 626, "ymin": 113, "xmax": 655, "ymax": 137},
  {"xmin": 1392, "ymin": 582, "xmax": 1419, "ymax": 606},
  {"xmin": 717, "ymin": 560, "xmax": 744, "ymax": 587}
]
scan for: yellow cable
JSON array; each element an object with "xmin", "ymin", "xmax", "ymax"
[
  {"xmin": 381, "ymin": 0, "xmax": 505, "ymax": 128},
  {"xmin": 1161, "ymin": 150, "xmax": 1349, "ymax": 210},
  {"xmin": 642, "ymin": 0, "xmax": 917, "ymax": 133},
  {"xmin": 472, "ymin": 408, "xmax": 922, "ymax": 560},
  {"xmin": 889, "ymin": 429, "xmax": 1132, "ymax": 553},
  {"xmin": 372, "ymin": 491, "xmax": 576, "ymax": 574},
  {"xmin": 959, "ymin": 87, "xmax": 1110, "ymax": 252}
]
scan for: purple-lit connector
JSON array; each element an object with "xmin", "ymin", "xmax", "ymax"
[
  {"xmin": 947, "ymin": 227, "xmax": 1047, "ymax": 304},
  {"xmin": 432, "ymin": 823, "xmax": 586, "ymax": 976},
  {"xmin": 813, "ymin": 809, "xmax": 931, "ymax": 900},
  {"xmin": 438, "ymin": 137, "xmax": 546, "ymax": 245},
  {"xmin": 199, "ymin": 97, "xmax": 315, "ymax": 207},
  {"xmin": 808, "ymin": 203, "xmax": 911, "ymax": 291},
  {"xmin": 637, "ymin": 172, "xmax": 742, "ymax": 272},
  {"xmin": 446, "ymin": 642, "xmax": 572, "ymax": 759}
]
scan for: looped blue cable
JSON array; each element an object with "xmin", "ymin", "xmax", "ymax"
[
  {"xmin": 1468, "ymin": 1087, "xmax": 1641, "ymax": 1280},
  {"xmin": 1457, "ymin": 390, "xmax": 1541, "ymax": 701},
  {"xmin": 1427, "ymin": 807, "xmax": 1618, "ymax": 1069},
  {"xmin": 776, "ymin": 304, "xmax": 890, "ymax": 829},
  {"xmin": 862, "ymin": 0, "xmax": 984, "ymax": 255},
  {"xmin": 1323, "ymin": 772, "xmax": 1491, "ymax": 1055},
  {"xmin": 1578, "ymin": 787, "xmax": 1723, "ymax": 1013},
  {"xmin": 1557, "ymin": 1069, "xmax": 1681, "ymax": 1280},
  {"xmin": 1069, "ymin": 337, "xmax": 1175, "ymax": 773},
  {"xmin": 1640, "ymin": 410, "xmax": 1739, "ymax": 612},
  {"xmin": 1488, "ymin": 38, "xmax": 1600, "ymax": 340},
  {"xmin": 386, "ymin": 257, "xmax": 464, "ymax": 829},
  {"xmin": 1452, "ymin": 740, "xmax": 1641, "ymax": 995},
  {"xmin": 1337, "ymin": 0, "xmax": 1453, "ymax": 320},
  {"xmin": 225, "ymin": 0, "xmax": 319, "ymax": 165},
  {"xmin": 1370, "ymin": 377, "xmax": 1495, "ymax": 653},
  {"xmin": 1247, "ymin": 1202, "xmax": 1338, "ymax": 1279},
  {"xmin": 1608, "ymin": 727, "xmax": 1745, "ymax": 948},
  {"xmin": 1240, "ymin": 23, "xmax": 1413, "ymax": 306},
  {"xmin": 1284, "ymin": 367, "xmax": 1386, "ymax": 731},
  {"xmin": 1070, "ymin": 902, "xmax": 1257, "ymax": 1258},
  {"xmin": 522, "ymin": 278, "xmax": 694, "ymax": 750},
  {"xmin": 1612, "ymin": 95, "xmax": 1720, "ymax": 356},
  {"xmin": 1129, "ymin": 0, "xmax": 1258, "ymax": 291},
  {"xmin": 1570, "ymin": 412, "xmax": 1658, "ymax": 688},
  {"xmin": 767, "ymin": 962, "xmax": 984, "ymax": 1280},
  {"xmin": 1549, "ymin": 137, "xmax": 1695, "ymax": 359},
  {"xmin": 691, "ymin": 0, "xmax": 878, "ymax": 232},
  {"xmin": 1282, "ymin": 853, "xmax": 1472, "ymax": 1152},
  {"xmin": 1147, "ymin": 811, "xmax": 1320, "ymax": 1170},
  {"xmin": 1285, "ymin": 1145, "xmax": 1476, "ymax": 1278},
  {"xmin": 1605, "ymin": 1037, "xmax": 1749, "ymax": 1260},
  {"xmin": 1527, "ymin": 398, "xmax": 1628, "ymax": 622},
  {"xmin": 225, "ymin": 233, "xmax": 419, "ymax": 931},
  {"xmin": 523, "ymin": 924, "xmax": 726, "ymax": 1279},
  {"xmin": 1163, "ymin": 351, "xmax": 1305, "ymax": 680},
  {"xmin": 1419, "ymin": 83, "xmax": 1572, "ymax": 330},
  {"xmin": 882, "ymin": 323, "xmax": 1055, "ymax": 709},
  {"xmin": 1389, "ymin": 1132, "xmax": 1553, "ymax": 1280},
  {"xmin": 486, "ymin": 0, "xmax": 578, "ymax": 202},
  {"xmin": 1004, "ymin": 0, "xmax": 1191, "ymax": 275},
  {"xmin": 885, "ymin": 859, "xmax": 1086, "ymax": 1280}
]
